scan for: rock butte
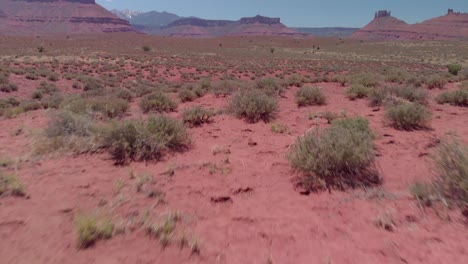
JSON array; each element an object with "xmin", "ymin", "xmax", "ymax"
[
  {"xmin": 160, "ymin": 15, "xmax": 309, "ymax": 38},
  {"xmin": 352, "ymin": 9, "xmax": 468, "ymax": 40},
  {"xmin": 0, "ymin": 0, "xmax": 134, "ymax": 35}
]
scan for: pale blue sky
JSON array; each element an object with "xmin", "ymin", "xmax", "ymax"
[{"xmin": 97, "ymin": 0, "xmax": 468, "ymax": 27}]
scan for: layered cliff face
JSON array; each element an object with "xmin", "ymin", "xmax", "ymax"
[
  {"xmin": 0, "ymin": 0, "xmax": 134, "ymax": 35},
  {"xmin": 161, "ymin": 15, "xmax": 308, "ymax": 38},
  {"xmin": 351, "ymin": 9, "xmax": 468, "ymax": 40}
]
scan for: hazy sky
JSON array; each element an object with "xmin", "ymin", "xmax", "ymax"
[{"xmin": 97, "ymin": 0, "xmax": 468, "ymax": 27}]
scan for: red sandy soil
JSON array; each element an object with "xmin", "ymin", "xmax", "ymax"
[{"xmin": 1, "ymin": 81, "xmax": 467, "ymax": 263}]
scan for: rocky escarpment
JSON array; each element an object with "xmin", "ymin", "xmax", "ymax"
[
  {"xmin": 351, "ymin": 9, "xmax": 468, "ymax": 40},
  {"xmin": 161, "ymin": 15, "xmax": 308, "ymax": 38},
  {"xmin": 0, "ymin": 0, "xmax": 135, "ymax": 35}
]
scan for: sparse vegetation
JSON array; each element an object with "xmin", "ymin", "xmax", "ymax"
[
  {"xmin": 74, "ymin": 213, "xmax": 114, "ymax": 249},
  {"xmin": 104, "ymin": 115, "xmax": 190, "ymax": 164},
  {"xmin": 140, "ymin": 92, "xmax": 177, "ymax": 113},
  {"xmin": 447, "ymin": 64, "xmax": 462, "ymax": 76},
  {"xmin": 295, "ymin": 86, "xmax": 326, "ymax": 106},
  {"xmin": 0, "ymin": 172, "xmax": 25, "ymax": 197},
  {"xmin": 385, "ymin": 103, "xmax": 431, "ymax": 131},
  {"xmin": 346, "ymin": 84, "xmax": 370, "ymax": 100},
  {"xmin": 229, "ymin": 90, "xmax": 278, "ymax": 123},
  {"xmin": 432, "ymin": 137, "xmax": 468, "ymax": 211},
  {"xmin": 182, "ymin": 106, "xmax": 215, "ymax": 127},
  {"xmin": 435, "ymin": 89, "xmax": 468, "ymax": 107},
  {"xmin": 288, "ymin": 117, "xmax": 380, "ymax": 190}
]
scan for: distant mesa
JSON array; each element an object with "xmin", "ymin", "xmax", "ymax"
[
  {"xmin": 351, "ymin": 9, "xmax": 468, "ymax": 40},
  {"xmin": 160, "ymin": 15, "xmax": 309, "ymax": 38},
  {"xmin": 0, "ymin": 0, "xmax": 135, "ymax": 35}
]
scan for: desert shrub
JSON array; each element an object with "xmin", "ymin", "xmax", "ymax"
[
  {"xmin": 19, "ymin": 100, "xmax": 41, "ymax": 112},
  {"xmin": 32, "ymin": 90, "xmax": 43, "ymax": 100},
  {"xmin": 460, "ymin": 81, "xmax": 468, "ymax": 90},
  {"xmin": 432, "ymin": 137, "xmax": 468, "ymax": 211},
  {"xmin": 142, "ymin": 46, "xmax": 151, "ymax": 52},
  {"xmin": 385, "ymin": 103, "xmax": 431, "ymax": 130},
  {"xmin": 46, "ymin": 111, "xmax": 93, "ymax": 138},
  {"xmin": 0, "ymin": 172, "xmax": 25, "ymax": 197},
  {"xmin": 212, "ymin": 80, "xmax": 242, "ymax": 97},
  {"xmin": 384, "ymin": 68, "xmax": 408, "ymax": 84},
  {"xmin": 104, "ymin": 115, "xmax": 190, "ymax": 164},
  {"xmin": 112, "ymin": 88, "xmax": 133, "ymax": 101},
  {"xmin": 182, "ymin": 106, "xmax": 215, "ymax": 127},
  {"xmin": 288, "ymin": 117, "xmax": 380, "ymax": 190},
  {"xmin": 368, "ymin": 87, "xmax": 389, "ymax": 107},
  {"xmin": 256, "ymin": 77, "xmax": 284, "ymax": 96},
  {"xmin": 41, "ymin": 93, "xmax": 64, "ymax": 109},
  {"xmin": 295, "ymin": 86, "xmax": 326, "ymax": 106},
  {"xmin": 48, "ymin": 72, "xmax": 59, "ymax": 82},
  {"xmin": 133, "ymin": 84, "xmax": 156, "ymax": 97},
  {"xmin": 229, "ymin": 90, "xmax": 278, "ymax": 123},
  {"xmin": 25, "ymin": 72, "xmax": 38, "ymax": 80},
  {"xmin": 447, "ymin": 64, "xmax": 462, "ymax": 76},
  {"xmin": 88, "ymin": 97, "xmax": 129, "ymax": 119},
  {"xmin": 435, "ymin": 89, "xmax": 468, "ymax": 107},
  {"xmin": 407, "ymin": 76, "xmax": 425, "ymax": 87},
  {"xmin": 178, "ymin": 89, "xmax": 196, "ymax": 103},
  {"xmin": 61, "ymin": 96, "xmax": 128, "ymax": 119},
  {"xmin": 75, "ymin": 213, "xmax": 114, "ymax": 249},
  {"xmin": 284, "ymin": 74, "xmax": 304, "ymax": 87},
  {"xmin": 0, "ymin": 83, "xmax": 18, "ymax": 93},
  {"xmin": 427, "ymin": 75, "xmax": 447, "ymax": 89},
  {"xmin": 83, "ymin": 78, "xmax": 103, "ymax": 92},
  {"xmin": 270, "ymin": 122, "xmax": 288, "ymax": 134},
  {"xmin": 346, "ymin": 84, "xmax": 370, "ymax": 100},
  {"xmin": 37, "ymin": 81, "xmax": 58, "ymax": 95},
  {"xmin": 352, "ymin": 73, "xmax": 379, "ymax": 88},
  {"xmin": 390, "ymin": 86, "xmax": 428, "ymax": 105},
  {"xmin": 140, "ymin": 92, "xmax": 177, "ymax": 113},
  {"xmin": 194, "ymin": 79, "xmax": 211, "ymax": 97},
  {"xmin": 409, "ymin": 182, "xmax": 434, "ymax": 207}
]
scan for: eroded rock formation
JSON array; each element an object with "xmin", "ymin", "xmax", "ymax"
[
  {"xmin": 0, "ymin": 0, "xmax": 134, "ymax": 35},
  {"xmin": 351, "ymin": 9, "xmax": 468, "ymax": 40}
]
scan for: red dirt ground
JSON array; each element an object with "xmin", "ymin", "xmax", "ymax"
[{"xmin": 1, "ymin": 81, "xmax": 467, "ymax": 264}]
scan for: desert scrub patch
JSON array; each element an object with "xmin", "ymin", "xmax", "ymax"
[
  {"xmin": 288, "ymin": 117, "xmax": 381, "ymax": 191},
  {"xmin": 229, "ymin": 89, "xmax": 278, "ymax": 123},
  {"xmin": 368, "ymin": 87, "xmax": 389, "ymax": 107},
  {"xmin": 182, "ymin": 106, "xmax": 215, "ymax": 127},
  {"xmin": 104, "ymin": 115, "xmax": 190, "ymax": 165},
  {"xmin": 351, "ymin": 73, "xmax": 379, "ymax": 88},
  {"xmin": 74, "ymin": 213, "xmax": 114, "ymax": 249},
  {"xmin": 61, "ymin": 96, "xmax": 129, "ymax": 119},
  {"xmin": 432, "ymin": 136, "xmax": 468, "ymax": 212},
  {"xmin": 270, "ymin": 122, "xmax": 289, "ymax": 134},
  {"xmin": 385, "ymin": 102, "xmax": 431, "ymax": 131},
  {"xmin": 435, "ymin": 89, "xmax": 468, "ymax": 107},
  {"xmin": 426, "ymin": 75, "xmax": 447, "ymax": 89},
  {"xmin": 140, "ymin": 92, "xmax": 177, "ymax": 113},
  {"xmin": 295, "ymin": 86, "xmax": 326, "ymax": 106},
  {"xmin": 447, "ymin": 64, "xmax": 462, "ymax": 76},
  {"xmin": 178, "ymin": 89, "xmax": 196, "ymax": 103},
  {"xmin": 284, "ymin": 74, "xmax": 304, "ymax": 87},
  {"xmin": 34, "ymin": 111, "xmax": 103, "ymax": 155},
  {"xmin": 389, "ymin": 86, "xmax": 428, "ymax": 105},
  {"xmin": 346, "ymin": 84, "xmax": 370, "ymax": 100},
  {"xmin": 0, "ymin": 172, "xmax": 25, "ymax": 197},
  {"xmin": 256, "ymin": 77, "xmax": 284, "ymax": 96},
  {"xmin": 384, "ymin": 68, "xmax": 408, "ymax": 84}
]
